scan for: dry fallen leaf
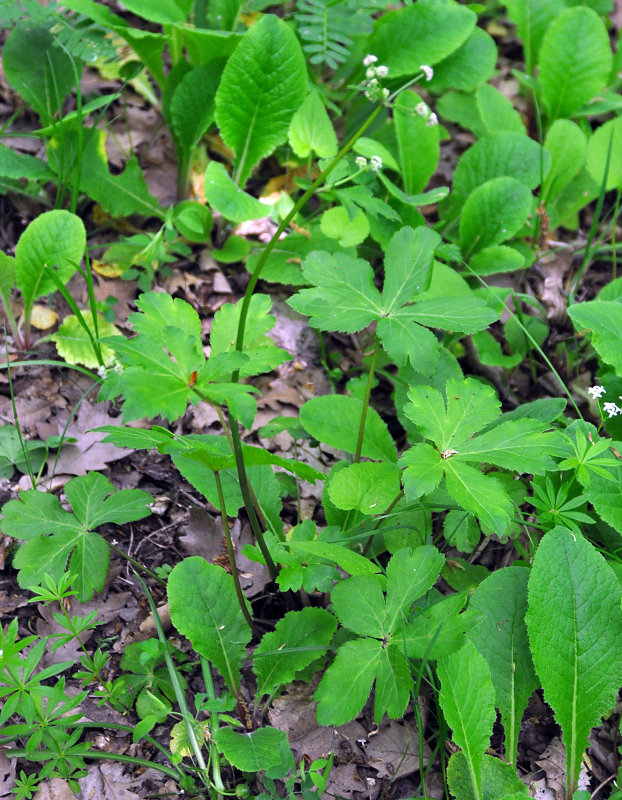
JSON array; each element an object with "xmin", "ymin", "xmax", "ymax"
[
  {"xmin": 33, "ymin": 778, "xmax": 76, "ymax": 800},
  {"xmin": 0, "ymin": 751, "xmax": 16, "ymax": 799},
  {"xmin": 78, "ymin": 763, "xmax": 148, "ymax": 800}
]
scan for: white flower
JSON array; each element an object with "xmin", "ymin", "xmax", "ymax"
[
  {"xmin": 370, "ymin": 155, "xmax": 383, "ymax": 172},
  {"xmin": 366, "ymin": 66, "xmax": 376, "ymax": 79},
  {"xmin": 381, "ymin": 87, "xmax": 390, "ymax": 99},
  {"xmin": 355, "ymin": 156, "xmax": 368, "ymax": 169},
  {"xmin": 426, "ymin": 112, "xmax": 438, "ymax": 127},
  {"xmin": 420, "ymin": 64, "xmax": 434, "ymax": 81},
  {"xmin": 415, "ymin": 101, "xmax": 428, "ymax": 117},
  {"xmin": 603, "ymin": 402, "xmax": 621, "ymax": 418},
  {"xmin": 588, "ymin": 385, "xmax": 606, "ymax": 399},
  {"xmin": 363, "ymin": 54, "xmax": 378, "ymax": 67},
  {"xmin": 376, "ymin": 65, "xmax": 389, "ymax": 78},
  {"xmin": 97, "ymin": 365, "xmax": 108, "ymax": 379}
]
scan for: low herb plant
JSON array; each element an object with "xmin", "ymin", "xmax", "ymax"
[{"xmin": 2, "ymin": 1, "xmax": 622, "ymax": 799}]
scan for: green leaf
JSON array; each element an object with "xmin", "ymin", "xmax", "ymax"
[
  {"xmin": 586, "ymin": 116, "xmax": 622, "ymax": 192},
  {"xmin": 376, "ymin": 310, "xmax": 441, "ymax": 370},
  {"xmin": 469, "ymin": 245, "xmax": 525, "ymax": 276},
  {"xmin": 2, "ymin": 472, "xmax": 151, "ymax": 600},
  {"xmin": 287, "ymin": 541, "xmax": 380, "ymax": 578},
  {"xmin": 384, "ymin": 546, "xmax": 444, "ymax": 633},
  {"xmin": 300, "ymin": 395, "xmax": 397, "ymax": 463},
  {"xmin": 371, "ymin": 0, "xmax": 476, "ymax": 79},
  {"xmin": 568, "ymin": 300, "xmax": 622, "ymax": 375},
  {"xmin": 400, "ymin": 443, "xmax": 444, "ymax": 499},
  {"xmin": 204, "ymin": 161, "xmax": 268, "ymax": 223},
  {"xmin": 407, "ymin": 295, "xmax": 500, "ymax": 333},
  {"xmin": 444, "ymin": 461, "xmax": 513, "ymax": 534},
  {"xmin": 0, "ymin": 144, "xmax": 55, "ymax": 184},
  {"xmin": 456, "ymin": 419, "xmax": 560, "ymax": 474},
  {"xmin": 504, "ymin": 0, "xmax": 564, "ymax": 74},
  {"xmin": 331, "ymin": 576, "xmax": 386, "ymax": 638},
  {"xmin": 460, "ymin": 177, "xmax": 533, "ymax": 256},
  {"xmin": 288, "ymin": 90, "xmax": 338, "ymax": 159},
  {"xmin": 170, "ymin": 62, "xmax": 220, "ymax": 158},
  {"xmin": 382, "ymin": 226, "xmax": 440, "ymax": 312},
  {"xmin": 584, "ymin": 465, "xmax": 622, "ymax": 530},
  {"xmin": 117, "ymin": 0, "xmax": 187, "ymax": 24},
  {"xmin": 448, "ymin": 752, "xmax": 530, "ymax": 800},
  {"xmin": 288, "ymin": 250, "xmax": 381, "ymax": 332},
  {"xmin": 469, "ymin": 568, "xmax": 538, "ymax": 767},
  {"xmin": 443, "ymin": 510, "xmax": 480, "ymax": 553},
  {"xmin": 15, "ymin": 211, "xmax": 86, "ymax": 318},
  {"xmin": 253, "ymin": 608, "xmax": 337, "ymax": 697},
  {"xmin": 52, "ymin": 314, "xmax": 119, "ymax": 369},
  {"xmin": 210, "ymin": 293, "xmax": 289, "ymax": 377},
  {"xmin": 538, "ymin": 7, "xmax": 612, "ymax": 121},
  {"xmin": 314, "ymin": 638, "xmax": 381, "ymax": 725},
  {"xmin": 320, "ymin": 206, "xmax": 369, "ymax": 248},
  {"xmin": 543, "ymin": 120, "xmax": 587, "ymax": 202},
  {"xmin": 526, "ymin": 528, "xmax": 622, "ymax": 794},
  {"xmin": 428, "ymin": 27, "xmax": 496, "ymax": 93},
  {"xmin": 168, "ymin": 557, "xmax": 251, "ymax": 693},
  {"xmin": 399, "ymin": 593, "xmax": 477, "ymax": 660},
  {"xmin": 215, "ymin": 14, "xmax": 306, "ymax": 186},
  {"xmin": 3, "ymin": 20, "xmax": 76, "ymax": 123},
  {"xmin": 327, "ymin": 462, "xmax": 400, "ymax": 515},
  {"xmin": 448, "ymin": 132, "xmax": 546, "ymax": 221},
  {"xmin": 475, "ymin": 84, "xmax": 525, "ymax": 137},
  {"xmin": 214, "ymin": 727, "xmax": 291, "ymax": 772},
  {"xmin": 394, "ymin": 93, "xmax": 440, "ymax": 195},
  {"xmin": 438, "ymin": 639, "xmax": 496, "ymax": 800}
]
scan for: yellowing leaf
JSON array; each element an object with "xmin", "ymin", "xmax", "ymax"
[
  {"xmin": 30, "ymin": 304, "xmax": 58, "ymax": 330},
  {"xmin": 92, "ymin": 259, "xmax": 122, "ymax": 278}
]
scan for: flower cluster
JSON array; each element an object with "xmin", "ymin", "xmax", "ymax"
[
  {"xmin": 361, "ymin": 55, "xmax": 390, "ymax": 102},
  {"xmin": 415, "ymin": 100, "xmax": 438, "ymax": 127},
  {"xmin": 587, "ymin": 385, "xmax": 622, "ymax": 418},
  {"xmin": 354, "ymin": 155, "xmax": 383, "ymax": 173}
]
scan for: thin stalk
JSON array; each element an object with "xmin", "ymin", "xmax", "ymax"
[
  {"xmin": 569, "ymin": 127, "xmax": 614, "ymax": 303},
  {"xmin": 354, "ymin": 336, "xmax": 379, "ymax": 463},
  {"xmin": 5, "ymin": 333, "xmax": 35, "ymax": 486},
  {"xmin": 612, "ymin": 188, "xmax": 620, "ymax": 281},
  {"xmin": 136, "ymin": 575, "xmax": 208, "ymax": 778},
  {"xmin": 194, "ymin": 0, "xmax": 207, "ymax": 27},
  {"xmin": 530, "ymin": 91, "xmax": 545, "ymax": 251},
  {"xmin": 362, "ymin": 489, "xmax": 404, "ymax": 556},
  {"xmin": 214, "ymin": 470, "xmax": 257, "ymax": 634},
  {"xmin": 0, "ymin": 359, "xmax": 103, "ymax": 379},
  {"xmin": 4, "ymin": 747, "xmax": 181, "ymax": 780},
  {"xmin": 109, "ymin": 543, "xmax": 166, "ymax": 586},
  {"xmin": 200, "ymin": 658, "xmax": 226, "ymax": 798}
]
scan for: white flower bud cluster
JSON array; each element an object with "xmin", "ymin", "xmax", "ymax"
[
  {"xmin": 361, "ymin": 55, "xmax": 390, "ymax": 102},
  {"xmin": 354, "ymin": 155, "xmax": 383, "ymax": 173},
  {"xmin": 420, "ymin": 64, "xmax": 434, "ymax": 82},
  {"xmin": 588, "ymin": 385, "xmax": 622, "ymax": 418},
  {"xmin": 414, "ymin": 100, "xmax": 438, "ymax": 127}
]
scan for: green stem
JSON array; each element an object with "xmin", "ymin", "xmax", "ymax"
[
  {"xmin": 612, "ymin": 188, "xmax": 620, "ymax": 281},
  {"xmin": 109, "ymin": 543, "xmax": 166, "ymax": 586},
  {"xmin": 4, "ymin": 747, "xmax": 181, "ymax": 780},
  {"xmin": 200, "ymin": 658, "xmax": 226, "ymax": 799},
  {"xmin": 354, "ymin": 336, "xmax": 379, "ymax": 463},
  {"xmin": 214, "ymin": 470, "xmax": 257, "ymax": 634}
]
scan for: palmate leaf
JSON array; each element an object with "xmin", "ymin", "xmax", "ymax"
[
  {"xmin": 315, "ymin": 547, "xmax": 443, "ymax": 725},
  {"xmin": 400, "ymin": 378, "xmax": 561, "ymax": 535},
  {"xmin": 100, "ymin": 292, "xmax": 259, "ymax": 426},
  {"xmin": 1, "ymin": 472, "xmax": 152, "ymax": 601},
  {"xmin": 289, "ymin": 226, "xmax": 494, "ymax": 369}
]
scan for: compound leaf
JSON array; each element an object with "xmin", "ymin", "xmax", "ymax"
[{"xmin": 253, "ymin": 607, "xmax": 337, "ymax": 697}]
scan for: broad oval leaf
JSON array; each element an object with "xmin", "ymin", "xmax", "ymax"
[
  {"xmin": 204, "ymin": 161, "xmax": 268, "ymax": 222},
  {"xmin": 586, "ymin": 116, "xmax": 622, "ymax": 192},
  {"xmin": 460, "ymin": 177, "xmax": 533, "ymax": 256},
  {"xmin": 538, "ymin": 6, "xmax": 612, "ymax": 121},
  {"xmin": 543, "ymin": 119, "xmax": 587, "ymax": 202},
  {"xmin": 288, "ymin": 90, "xmax": 338, "ymax": 159},
  {"xmin": 215, "ymin": 14, "xmax": 306, "ymax": 186},
  {"xmin": 371, "ymin": 0, "xmax": 475, "ymax": 79},
  {"xmin": 469, "ymin": 567, "xmax": 538, "ymax": 766},
  {"xmin": 568, "ymin": 300, "xmax": 622, "ymax": 375},
  {"xmin": 526, "ymin": 528, "xmax": 622, "ymax": 794},
  {"xmin": 168, "ymin": 556, "xmax": 252, "ymax": 692},
  {"xmin": 327, "ymin": 462, "xmax": 400, "ymax": 515},
  {"xmin": 214, "ymin": 726, "xmax": 291, "ymax": 773},
  {"xmin": 15, "ymin": 210, "xmax": 86, "ymax": 316}
]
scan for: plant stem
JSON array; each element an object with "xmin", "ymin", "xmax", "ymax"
[
  {"xmin": 355, "ymin": 335, "xmax": 379, "ymax": 463},
  {"xmin": 200, "ymin": 658, "xmax": 226, "ymax": 799},
  {"xmin": 4, "ymin": 747, "xmax": 181, "ymax": 780},
  {"xmin": 214, "ymin": 470, "xmax": 257, "ymax": 634},
  {"xmin": 109, "ymin": 543, "xmax": 166, "ymax": 586}
]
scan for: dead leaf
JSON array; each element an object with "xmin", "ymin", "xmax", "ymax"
[
  {"xmin": 78, "ymin": 762, "xmax": 149, "ymax": 800},
  {"xmin": 33, "ymin": 778, "xmax": 76, "ymax": 800},
  {"xmin": 31, "ymin": 304, "xmax": 58, "ymax": 330},
  {"xmin": 365, "ymin": 719, "xmax": 428, "ymax": 780},
  {"xmin": 47, "ymin": 401, "xmax": 130, "ymax": 476},
  {"xmin": 179, "ymin": 507, "xmax": 225, "ymax": 562},
  {"xmin": 533, "ymin": 737, "xmax": 590, "ymax": 800},
  {"xmin": 139, "ymin": 602, "xmax": 171, "ymax": 636},
  {"xmin": 0, "ymin": 751, "xmax": 15, "ymax": 799},
  {"xmin": 92, "ymin": 260, "xmax": 123, "ymax": 279}
]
